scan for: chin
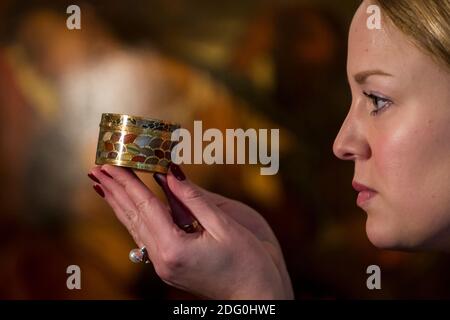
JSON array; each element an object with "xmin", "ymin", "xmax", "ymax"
[
  {"xmin": 365, "ymin": 215, "xmax": 450, "ymax": 252},
  {"xmin": 365, "ymin": 217, "xmax": 418, "ymax": 251}
]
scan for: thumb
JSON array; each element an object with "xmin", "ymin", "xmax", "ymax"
[{"xmin": 164, "ymin": 164, "xmax": 231, "ymax": 238}]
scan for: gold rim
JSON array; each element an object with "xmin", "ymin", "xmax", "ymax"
[
  {"xmin": 95, "ymin": 158, "xmax": 170, "ymax": 174},
  {"xmin": 100, "ymin": 113, "xmax": 180, "ymax": 129}
]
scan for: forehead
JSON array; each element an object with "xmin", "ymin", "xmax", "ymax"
[{"xmin": 347, "ymin": 1, "xmax": 423, "ymax": 78}]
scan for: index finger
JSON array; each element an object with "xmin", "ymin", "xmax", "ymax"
[{"xmin": 99, "ymin": 164, "xmax": 182, "ymax": 245}]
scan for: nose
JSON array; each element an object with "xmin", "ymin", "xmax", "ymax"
[{"xmin": 333, "ymin": 109, "xmax": 371, "ymax": 161}]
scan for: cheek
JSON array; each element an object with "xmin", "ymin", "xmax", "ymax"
[
  {"xmin": 371, "ymin": 125, "xmax": 424, "ymax": 205},
  {"xmin": 369, "ymin": 112, "xmax": 450, "ymax": 244}
]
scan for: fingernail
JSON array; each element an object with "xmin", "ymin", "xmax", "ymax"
[
  {"xmin": 100, "ymin": 169, "xmax": 113, "ymax": 179},
  {"xmin": 87, "ymin": 173, "xmax": 100, "ymax": 184},
  {"xmin": 153, "ymin": 173, "xmax": 165, "ymax": 187},
  {"xmin": 93, "ymin": 184, "xmax": 105, "ymax": 198},
  {"xmin": 153, "ymin": 172, "xmax": 195, "ymax": 231},
  {"xmin": 170, "ymin": 163, "xmax": 185, "ymax": 181}
]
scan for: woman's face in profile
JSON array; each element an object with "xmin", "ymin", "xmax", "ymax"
[{"xmin": 333, "ymin": 0, "xmax": 450, "ymax": 251}]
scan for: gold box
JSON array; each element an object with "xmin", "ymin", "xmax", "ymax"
[{"xmin": 95, "ymin": 113, "xmax": 180, "ymax": 174}]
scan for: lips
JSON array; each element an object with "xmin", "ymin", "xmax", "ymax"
[{"xmin": 352, "ymin": 181, "xmax": 377, "ymax": 207}]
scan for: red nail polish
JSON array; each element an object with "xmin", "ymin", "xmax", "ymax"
[
  {"xmin": 88, "ymin": 173, "xmax": 100, "ymax": 184},
  {"xmin": 153, "ymin": 173, "xmax": 196, "ymax": 232},
  {"xmin": 101, "ymin": 169, "xmax": 113, "ymax": 179},
  {"xmin": 93, "ymin": 184, "xmax": 105, "ymax": 198},
  {"xmin": 170, "ymin": 163, "xmax": 185, "ymax": 181},
  {"xmin": 153, "ymin": 173, "xmax": 164, "ymax": 187}
]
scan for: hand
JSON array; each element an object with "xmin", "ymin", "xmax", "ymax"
[{"xmin": 88, "ymin": 164, "xmax": 294, "ymax": 300}]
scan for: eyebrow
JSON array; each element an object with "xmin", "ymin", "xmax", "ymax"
[{"xmin": 353, "ymin": 70, "xmax": 393, "ymax": 84}]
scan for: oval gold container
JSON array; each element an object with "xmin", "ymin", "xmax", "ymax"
[{"xmin": 95, "ymin": 113, "xmax": 180, "ymax": 174}]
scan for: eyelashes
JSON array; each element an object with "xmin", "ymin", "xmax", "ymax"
[{"xmin": 363, "ymin": 91, "xmax": 393, "ymax": 116}]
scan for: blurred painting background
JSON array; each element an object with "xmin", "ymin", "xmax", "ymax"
[{"xmin": 1, "ymin": 0, "xmax": 450, "ymax": 299}]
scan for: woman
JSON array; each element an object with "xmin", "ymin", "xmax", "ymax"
[{"xmin": 88, "ymin": 0, "xmax": 450, "ymax": 299}]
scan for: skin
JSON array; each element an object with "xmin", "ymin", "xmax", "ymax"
[
  {"xmin": 90, "ymin": 164, "xmax": 294, "ymax": 299},
  {"xmin": 89, "ymin": 0, "xmax": 450, "ymax": 298},
  {"xmin": 333, "ymin": 1, "xmax": 450, "ymax": 250}
]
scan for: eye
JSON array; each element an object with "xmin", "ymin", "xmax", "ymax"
[{"xmin": 363, "ymin": 91, "xmax": 393, "ymax": 116}]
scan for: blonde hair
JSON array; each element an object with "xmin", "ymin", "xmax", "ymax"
[{"xmin": 376, "ymin": 0, "xmax": 450, "ymax": 70}]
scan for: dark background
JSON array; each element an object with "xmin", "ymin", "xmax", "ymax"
[{"xmin": 1, "ymin": 0, "xmax": 449, "ymax": 299}]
